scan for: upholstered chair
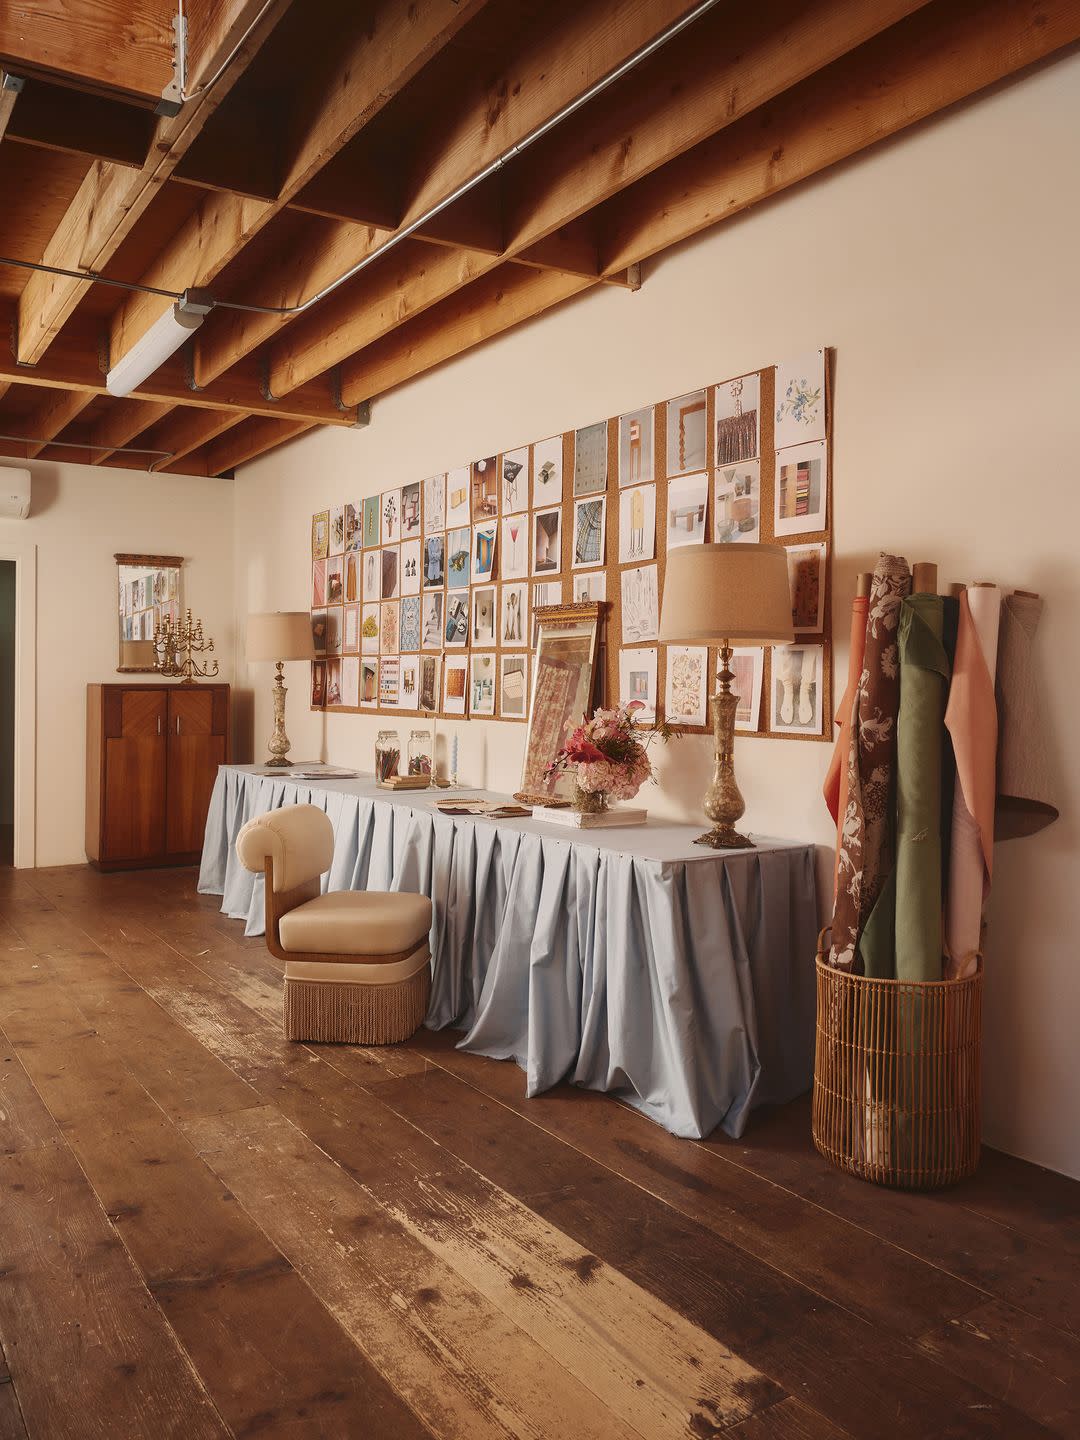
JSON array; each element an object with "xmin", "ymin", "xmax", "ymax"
[{"xmin": 235, "ymin": 804, "xmax": 432, "ymax": 1044}]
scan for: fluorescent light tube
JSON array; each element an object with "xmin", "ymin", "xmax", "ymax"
[{"xmin": 105, "ymin": 290, "xmax": 214, "ymax": 398}]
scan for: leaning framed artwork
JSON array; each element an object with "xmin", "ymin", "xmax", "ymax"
[{"xmin": 516, "ymin": 602, "xmax": 603, "ymax": 805}]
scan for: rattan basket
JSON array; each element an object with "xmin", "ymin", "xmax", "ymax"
[{"xmin": 812, "ymin": 931, "xmax": 982, "ymax": 1190}]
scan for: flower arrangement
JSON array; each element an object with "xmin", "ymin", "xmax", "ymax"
[{"xmin": 546, "ymin": 702, "xmax": 674, "ymax": 810}]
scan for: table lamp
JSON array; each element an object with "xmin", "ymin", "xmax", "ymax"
[
  {"xmin": 246, "ymin": 611, "xmax": 316, "ymax": 767},
  {"xmin": 659, "ymin": 543, "xmax": 794, "ymax": 848}
]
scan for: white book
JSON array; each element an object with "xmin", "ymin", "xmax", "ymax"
[{"xmin": 535, "ymin": 806, "xmax": 648, "ymax": 829}]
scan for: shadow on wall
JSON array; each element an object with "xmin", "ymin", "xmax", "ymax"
[{"xmin": 232, "ymin": 687, "xmax": 255, "ymax": 764}]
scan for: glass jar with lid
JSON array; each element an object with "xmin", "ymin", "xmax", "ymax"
[
  {"xmin": 375, "ymin": 729, "xmax": 401, "ymax": 783},
  {"xmin": 408, "ymin": 727, "xmax": 433, "ymax": 778}
]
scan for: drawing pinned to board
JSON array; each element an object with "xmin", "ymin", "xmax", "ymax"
[
  {"xmin": 401, "ymin": 481, "xmax": 422, "ymax": 540},
  {"xmin": 501, "ymin": 513, "xmax": 530, "ymax": 580},
  {"xmin": 362, "ymin": 549, "xmax": 380, "ymax": 602},
  {"xmin": 326, "ymin": 555, "xmax": 344, "ymax": 605},
  {"xmin": 500, "ymin": 654, "xmax": 528, "ymax": 719},
  {"xmin": 344, "ymin": 503, "xmax": 361, "ymax": 552},
  {"xmin": 472, "ymin": 520, "xmax": 497, "ymax": 583},
  {"xmin": 501, "ymin": 582, "xmax": 528, "ymax": 647},
  {"xmin": 447, "ymin": 527, "xmax": 471, "ymax": 589},
  {"xmin": 665, "ymin": 646, "xmax": 708, "ymax": 727},
  {"xmin": 421, "ymin": 591, "xmax": 443, "ymax": 649},
  {"xmin": 400, "ymin": 538, "xmax": 421, "ymax": 596},
  {"xmin": 362, "ymin": 496, "xmax": 380, "ymax": 548},
  {"xmin": 471, "ymin": 456, "xmax": 499, "ymax": 521},
  {"xmin": 340, "ymin": 655, "xmax": 360, "ymax": 708},
  {"xmin": 572, "ymin": 496, "xmax": 606, "ymax": 568},
  {"xmin": 380, "ymin": 600, "xmax": 400, "ymax": 654},
  {"xmin": 342, "ymin": 603, "xmax": 359, "ymax": 654},
  {"xmin": 379, "ymin": 656, "xmax": 399, "ymax": 708},
  {"xmin": 443, "ymin": 593, "xmax": 469, "ymax": 647},
  {"xmin": 344, "ymin": 550, "xmax": 360, "ymax": 603},
  {"xmin": 618, "ymin": 483, "xmax": 656, "ymax": 563},
  {"xmin": 666, "ymin": 472, "xmax": 708, "ymax": 549},
  {"xmin": 666, "ymin": 390, "xmax": 707, "ymax": 476},
  {"xmin": 775, "ymin": 440, "xmax": 827, "ymax": 536},
  {"xmin": 770, "ymin": 644, "xmax": 823, "ymax": 734},
  {"xmin": 446, "ymin": 467, "xmax": 471, "ymax": 529},
  {"xmin": 532, "ymin": 436, "xmax": 563, "ymax": 507},
  {"xmin": 532, "ymin": 580, "xmax": 563, "ymax": 609},
  {"xmin": 533, "ymin": 507, "xmax": 561, "ymax": 575},
  {"xmin": 730, "ymin": 648, "xmax": 765, "ymax": 733},
  {"xmin": 311, "ymin": 558, "xmax": 326, "ymax": 608},
  {"xmin": 619, "ymin": 647, "xmax": 658, "ymax": 724},
  {"xmin": 329, "ymin": 505, "xmax": 346, "ymax": 556},
  {"xmin": 311, "ymin": 511, "xmax": 329, "ymax": 559},
  {"xmin": 620, "ymin": 564, "xmax": 659, "ymax": 643},
  {"xmin": 423, "ymin": 534, "xmax": 445, "ymax": 588},
  {"xmin": 715, "ymin": 373, "xmax": 759, "ymax": 465},
  {"xmin": 443, "ymin": 655, "xmax": 468, "ymax": 715},
  {"xmin": 713, "ymin": 462, "xmax": 760, "ymax": 544},
  {"xmin": 381, "ymin": 488, "xmax": 401, "ymax": 544},
  {"xmin": 423, "ymin": 474, "xmax": 445, "ymax": 534},
  {"xmin": 574, "ymin": 422, "xmax": 608, "ymax": 494},
  {"xmin": 502, "ymin": 448, "xmax": 528, "ymax": 514},
  {"xmin": 618, "ymin": 407, "xmax": 654, "ymax": 487},
  {"xmin": 360, "ymin": 657, "xmax": 377, "ymax": 707},
  {"xmin": 786, "ymin": 541, "xmax": 827, "ymax": 634},
  {"xmin": 470, "ymin": 652, "xmax": 496, "ymax": 715},
  {"xmin": 380, "ymin": 544, "xmax": 399, "ymax": 599},
  {"xmin": 572, "ymin": 572, "xmax": 606, "ymax": 604},
  {"xmin": 399, "ymin": 655, "xmax": 419, "ymax": 708},
  {"xmin": 774, "ymin": 351, "xmax": 826, "ymax": 448},
  {"xmin": 361, "ymin": 603, "xmax": 380, "ymax": 655},
  {"xmin": 399, "ymin": 595, "xmax": 421, "ymax": 652}
]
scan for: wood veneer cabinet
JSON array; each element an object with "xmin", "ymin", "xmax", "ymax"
[{"xmin": 86, "ymin": 683, "xmax": 230, "ymax": 870}]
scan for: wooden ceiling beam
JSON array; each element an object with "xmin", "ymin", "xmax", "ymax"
[
  {"xmin": 599, "ymin": 0, "xmax": 1080, "ymax": 274},
  {"xmin": 0, "ymin": 1, "xmax": 174, "ymax": 106},
  {"xmin": 85, "ymin": 398, "xmax": 175, "ymax": 465},
  {"xmin": 4, "ymin": 79, "xmax": 155, "ymax": 167},
  {"xmin": 202, "ymin": 415, "xmax": 314, "ymax": 476},
  {"xmin": 12, "ymin": 0, "xmax": 291, "ymax": 367},
  {"xmin": 9, "ymin": 386, "xmax": 97, "ymax": 460},
  {"xmin": 105, "ymin": 0, "xmax": 490, "ymax": 378},
  {"xmin": 142, "ymin": 406, "xmax": 247, "ymax": 472}
]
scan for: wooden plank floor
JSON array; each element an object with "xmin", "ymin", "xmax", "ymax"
[{"xmin": 0, "ymin": 865, "xmax": 1078, "ymax": 1440}]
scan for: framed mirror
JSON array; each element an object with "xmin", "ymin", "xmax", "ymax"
[
  {"xmin": 516, "ymin": 602, "xmax": 604, "ymax": 806},
  {"xmin": 115, "ymin": 552, "xmax": 183, "ymax": 672}
]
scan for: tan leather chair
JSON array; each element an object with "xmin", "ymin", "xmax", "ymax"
[{"xmin": 235, "ymin": 804, "xmax": 432, "ymax": 1044}]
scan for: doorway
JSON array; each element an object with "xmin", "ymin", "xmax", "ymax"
[{"xmin": 0, "ymin": 560, "xmax": 14, "ymax": 865}]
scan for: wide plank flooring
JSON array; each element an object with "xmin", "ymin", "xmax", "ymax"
[{"xmin": 0, "ymin": 863, "xmax": 1078, "ymax": 1440}]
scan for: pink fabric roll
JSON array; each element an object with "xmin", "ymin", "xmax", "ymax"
[
  {"xmin": 943, "ymin": 585, "xmax": 1000, "ymax": 980},
  {"xmin": 824, "ymin": 595, "xmax": 869, "ymax": 893}
]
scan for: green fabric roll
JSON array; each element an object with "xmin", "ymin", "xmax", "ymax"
[{"xmin": 894, "ymin": 594, "xmax": 951, "ymax": 983}]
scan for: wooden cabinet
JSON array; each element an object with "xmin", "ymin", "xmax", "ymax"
[{"xmin": 86, "ymin": 684, "xmax": 230, "ymax": 870}]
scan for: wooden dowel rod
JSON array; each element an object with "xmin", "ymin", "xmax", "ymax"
[
  {"xmin": 948, "ymin": 582, "xmax": 965, "ymax": 598},
  {"xmin": 912, "ymin": 562, "xmax": 938, "ymax": 595},
  {"xmin": 1013, "ymin": 588, "xmax": 1040, "ymax": 599},
  {"xmin": 855, "ymin": 571, "xmax": 872, "ymax": 598}
]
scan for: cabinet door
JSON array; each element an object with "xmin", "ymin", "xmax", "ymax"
[
  {"xmin": 103, "ymin": 690, "xmax": 167, "ymax": 860},
  {"xmin": 166, "ymin": 690, "xmax": 225, "ymax": 855}
]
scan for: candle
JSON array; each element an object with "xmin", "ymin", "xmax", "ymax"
[{"xmin": 451, "ymin": 734, "xmax": 459, "ymax": 784}]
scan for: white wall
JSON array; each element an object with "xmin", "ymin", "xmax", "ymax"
[
  {"xmin": 0, "ymin": 459, "xmax": 236, "ymax": 868},
  {"xmin": 235, "ymin": 55, "xmax": 1080, "ymax": 1176}
]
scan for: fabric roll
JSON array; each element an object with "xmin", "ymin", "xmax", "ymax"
[
  {"xmin": 824, "ymin": 593, "xmax": 869, "ymax": 893},
  {"xmin": 892, "ymin": 594, "xmax": 951, "ymax": 983},
  {"xmin": 995, "ymin": 593, "xmax": 1059, "ymax": 839},
  {"xmin": 938, "ymin": 595, "xmax": 960, "ymax": 902},
  {"xmin": 944, "ymin": 586, "xmax": 1001, "ymax": 980},
  {"xmin": 830, "ymin": 554, "xmax": 911, "ymax": 972}
]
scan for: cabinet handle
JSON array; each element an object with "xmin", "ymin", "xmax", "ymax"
[
  {"xmin": 176, "ymin": 715, "xmax": 181, "ymax": 735},
  {"xmin": 157, "ymin": 716, "xmax": 162, "ymax": 735}
]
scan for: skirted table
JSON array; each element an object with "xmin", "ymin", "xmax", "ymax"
[{"xmin": 199, "ymin": 764, "xmax": 819, "ymax": 1139}]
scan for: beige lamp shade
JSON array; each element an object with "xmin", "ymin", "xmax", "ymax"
[
  {"xmin": 659, "ymin": 543, "xmax": 795, "ymax": 645},
  {"xmin": 247, "ymin": 611, "xmax": 315, "ymax": 662}
]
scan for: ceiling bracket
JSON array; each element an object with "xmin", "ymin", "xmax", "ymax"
[
  {"xmin": 331, "ymin": 367, "xmax": 368, "ymax": 426},
  {"xmin": 2, "ymin": 73, "xmax": 26, "ymax": 97},
  {"xmin": 626, "ymin": 263, "xmax": 642, "ymax": 291},
  {"xmin": 156, "ymin": 10, "xmax": 188, "ymax": 118},
  {"xmin": 259, "ymin": 355, "xmax": 279, "ymax": 404},
  {"xmin": 183, "ymin": 342, "xmax": 206, "ymax": 393}
]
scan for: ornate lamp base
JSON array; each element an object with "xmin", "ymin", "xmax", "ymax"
[
  {"xmin": 697, "ymin": 642, "xmax": 754, "ymax": 851},
  {"xmin": 263, "ymin": 755, "xmax": 294, "ymax": 768},
  {"xmin": 264, "ymin": 662, "xmax": 293, "ymax": 768},
  {"xmin": 695, "ymin": 824, "xmax": 755, "ymax": 850}
]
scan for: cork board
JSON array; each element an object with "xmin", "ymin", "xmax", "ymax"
[{"xmin": 309, "ymin": 348, "xmax": 833, "ymax": 740}]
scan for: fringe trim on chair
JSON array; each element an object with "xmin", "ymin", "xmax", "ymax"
[{"xmin": 284, "ymin": 965, "xmax": 431, "ymax": 1045}]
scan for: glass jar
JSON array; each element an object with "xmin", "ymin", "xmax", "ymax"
[
  {"xmin": 408, "ymin": 728, "xmax": 433, "ymax": 778},
  {"xmin": 375, "ymin": 729, "xmax": 400, "ymax": 783}
]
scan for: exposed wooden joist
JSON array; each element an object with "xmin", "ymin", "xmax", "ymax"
[
  {"xmin": 13, "ymin": 386, "xmax": 97, "ymax": 460},
  {"xmin": 598, "ymin": 0, "xmax": 1080, "ymax": 273},
  {"xmin": 202, "ymin": 414, "xmax": 314, "ymax": 476},
  {"xmin": 85, "ymin": 398, "xmax": 174, "ymax": 464},
  {"xmin": 0, "ymin": 1, "xmax": 173, "ymax": 105},
  {"xmin": 106, "ymin": 0, "xmax": 490, "ymax": 377},
  {"xmin": 13, "ymin": 0, "xmax": 291, "ymax": 366},
  {"xmin": 143, "ymin": 405, "xmax": 246, "ymax": 472}
]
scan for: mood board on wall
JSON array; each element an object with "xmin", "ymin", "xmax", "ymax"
[{"xmin": 309, "ymin": 347, "xmax": 832, "ymax": 739}]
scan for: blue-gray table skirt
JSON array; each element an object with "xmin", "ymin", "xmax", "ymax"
[{"xmin": 199, "ymin": 765, "xmax": 819, "ymax": 1140}]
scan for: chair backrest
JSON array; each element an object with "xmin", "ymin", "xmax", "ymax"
[{"xmin": 235, "ymin": 804, "xmax": 334, "ymax": 893}]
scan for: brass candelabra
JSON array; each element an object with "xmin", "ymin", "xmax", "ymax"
[{"xmin": 153, "ymin": 608, "xmax": 219, "ymax": 684}]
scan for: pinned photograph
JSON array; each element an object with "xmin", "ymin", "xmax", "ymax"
[
  {"xmin": 446, "ymin": 466, "xmax": 471, "ymax": 528},
  {"xmin": 360, "ymin": 658, "xmax": 378, "ymax": 707},
  {"xmin": 501, "ymin": 582, "xmax": 528, "ymax": 647},
  {"xmin": 324, "ymin": 606, "xmax": 342, "ymax": 655},
  {"xmin": 400, "ymin": 537, "xmax": 421, "ymax": 596},
  {"xmin": 472, "ymin": 585, "xmax": 496, "ymax": 646},
  {"xmin": 470, "ymin": 652, "xmax": 497, "ymax": 716},
  {"xmin": 714, "ymin": 462, "xmax": 760, "ymax": 544},
  {"xmin": 618, "ymin": 483, "xmax": 656, "ymax": 563},
  {"xmin": 311, "ymin": 557, "xmax": 326, "ymax": 608},
  {"xmin": 446, "ymin": 527, "xmax": 471, "ymax": 589},
  {"xmin": 786, "ymin": 541, "xmax": 827, "ymax": 634},
  {"xmin": 572, "ymin": 496, "xmax": 605, "ymax": 569},
  {"xmin": 532, "ymin": 580, "xmax": 563, "ymax": 610},
  {"xmin": 715, "ymin": 373, "xmax": 760, "ymax": 465},
  {"xmin": 423, "ymin": 473, "xmax": 446, "ymax": 534},
  {"xmin": 326, "ymin": 554, "xmax": 344, "ymax": 605},
  {"xmin": 310, "ymin": 660, "xmax": 326, "ymax": 708},
  {"xmin": 362, "ymin": 548, "xmax": 380, "ymax": 602},
  {"xmin": 572, "ymin": 572, "xmax": 606, "ymax": 604},
  {"xmin": 618, "ymin": 406, "xmax": 654, "ymax": 487},
  {"xmin": 399, "ymin": 656, "xmax": 420, "ymax": 708},
  {"xmin": 381, "ymin": 488, "xmax": 401, "ymax": 544},
  {"xmin": 379, "ymin": 657, "xmax": 400, "ymax": 708},
  {"xmin": 362, "ymin": 495, "xmax": 380, "ymax": 548},
  {"xmin": 619, "ymin": 647, "xmax": 658, "ymax": 724},
  {"xmin": 730, "ymin": 647, "xmax": 764, "ymax": 733},
  {"xmin": 471, "ymin": 456, "xmax": 499, "ymax": 521},
  {"xmin": 665, "ymin": 646, "xmax": 708, "ymax": 727},
  {"xmin": 340, "ymin": 655, "xmax": 360, "ymax": 708},
  {"xmin": 443, "ymin": 593, "xmax": 469, "ymax": 647},
  {"xmin": 399, "ymin": 594, "xmax": 421, "ymax": 652},
  {"xmin": 502, "ymin": 448, "xmax": 528, "ymax": 514},
  {"xmin": 344, "ymin": 503, "xmax": 361, "ymax": 551},
  {"xmin": 533, "ymin": 507, "xmax": 561, "ymax": 575},
  {"xmin": 532, "ymin": 436, "xmax": 563, "ymax": 506},
  {"xmin": 499, "ymin": 654, "xmax": 528, "ymax": 719},
  {"xmin": 401, "ymin": 481, "xmax": 421, "ymax": 539},
  {"xmin": 770, "ymin": 644, "xmax": 823, "ymax": 735},
  {"xmin": 443, "ymin": 655, "xmax": 468, "ymax": 715},
  {"xmin": 775, "ymin": 440, "xmax": 827, "ymax": 536},
  {"xmin": 472, "ymin": 520, "xmax": 497, "ymax": 582},
  {"xmin": 419, "ymin": 654, "xmax": 440, "ymax": 712},
  {"xmin": 666, "ymin": 472, "xmax": 708, "ymax": 549},
  {"xmin": 344, "ymin": 551, "xmax": 361, "ymax": 603},
  {"xmin": 500, "ymin": 512, "xmax": 530, "ymax": 580},
  {"xmin": 774, "ymin": 351, "xmax": 826, "ymax": 449},
  {"xmin": 620, "ymin": 564, "xmax": 659, "ymax": 643},
  {"xmin": 423, "ymin": 534, "xmax": 445, "ymax": 588},
  {"xmin": 329, "ymin": 505, "xmax": 346, "ymax": 556},
  {"xmin": 380, "ymin": 544, "xmax": 399, "ymax": 599},
  {"xmin": 666, "ymin": 390, "xmax": 707, "ymax": 476},
  {"xmin": 380, "ymin": 600, "xmax": 400, "ymax": 654},
  {"xmin": 574, "ymin": 421, "xmax": 608, "ymax": 495},
  {"xmin": 361, "ymin": 603, "xmax": 380, "ymax": 655},
  {"xmin": 310, "ymin": 609, "xmax": 327, "ymax": 654},
  {"xmin": 311, "ymin": 510, "xmax": 329, "ymax": 559},
  {"xmin": 342, "ymin": 603, "xmax": 359, "ymax": 653},
  {"xmin": 325, "ymin": 658, "xmax": 342, "ymax": 707},
  {"xmin": 421, "ymin": 591, "xmax": 444, "ymax": 649}
]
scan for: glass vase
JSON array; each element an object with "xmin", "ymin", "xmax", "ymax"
[{"xmin": 572, "ymin": 783, "xmax": 608, "ymax": 814}]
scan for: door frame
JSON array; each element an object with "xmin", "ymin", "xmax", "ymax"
[{"xmin": 0, "ymin": 537, "xmax": 36, "ymax": 868}]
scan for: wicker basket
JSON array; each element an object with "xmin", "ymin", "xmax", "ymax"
[{"xmin": 812, "ymin": 931, "xmax": 982, "ymax": 1189}]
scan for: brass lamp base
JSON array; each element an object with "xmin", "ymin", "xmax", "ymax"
[
  {"xmin": 263, "ymin": 755, "xmax": 294, "ymax": 768},
  {"xmin": 264, "ymin": 661, "xmax": 294, "ymax": 768},
  {"xmin": 695, "ymin": 825, "xmax": 755, "ymax": 850},
  {"xmin": 696, "ymin": 642, "xmax": 754, "ymax": 851}
]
